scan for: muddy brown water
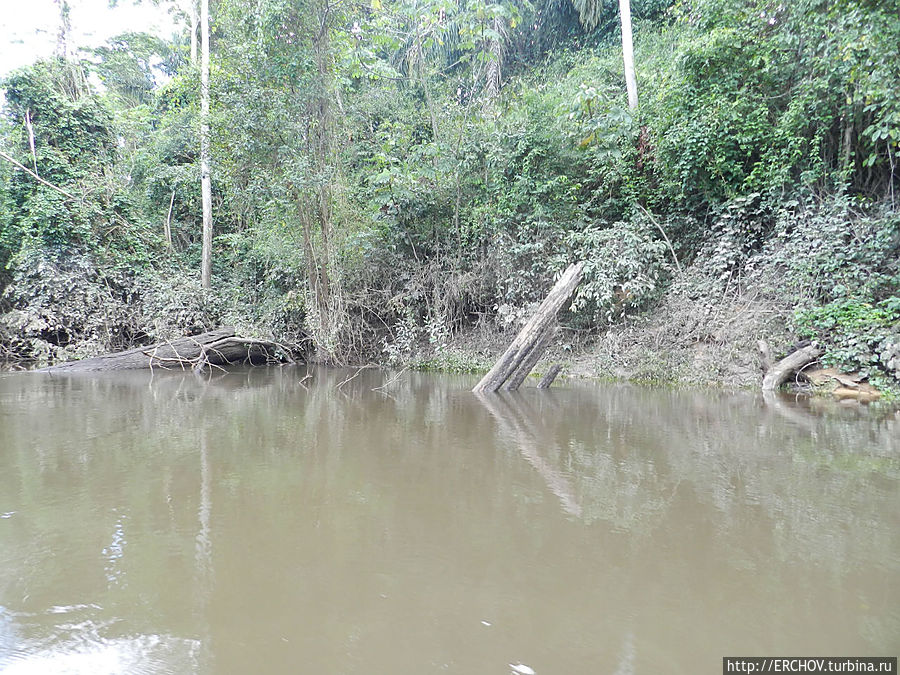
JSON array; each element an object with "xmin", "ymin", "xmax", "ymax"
[{"xmin": 0, "ymin": 367, "xmax": 898, "ymax": 674}]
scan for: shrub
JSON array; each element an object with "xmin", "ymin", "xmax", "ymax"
[
  {"xmin": 566, "ymin": 218, "xmax": 671, "ymax": 325},
  {"xmin": 795, "ymin": 297, "xmax": 900, "ymax": 388}
]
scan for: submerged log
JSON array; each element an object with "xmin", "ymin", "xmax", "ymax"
[
  {"xmin": 537, "ymin": 364, "xmax": 563, "ymax": 389},
  {"xmin": 761, "ymin": 344, "xmax": 822, "ymax": 391},
  {"xmin": 473, "ymin": 262, "xmax": 584, "ymax": 394},
  {"xmin": 36, "ymin": 328, "xmax": 288, "ymax": 373}
]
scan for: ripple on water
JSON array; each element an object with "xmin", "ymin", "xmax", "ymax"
[{"xmin": 0, "ymin": 606, "xmax": 200, "ymax": 675}]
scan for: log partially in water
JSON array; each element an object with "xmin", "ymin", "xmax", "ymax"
[
  {"xmin": 761, "ymin": 344, "xmax": 822, "ymax": 391},
  {"xmin": 503, "ymin": 320, "xmax": 557, "ymax": 391},
  {"xmin": 473, "ymin": 262, "xmax": 584, "ymax": 394},
  {"xmin": 537, "ymin": 364, "xmax": 563, "ymax": 389},
  {"xmin": 36, "ymin": 328, "xmax": 285, "ymax": 373}
]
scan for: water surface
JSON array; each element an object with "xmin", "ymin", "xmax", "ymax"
[{"xmin": 1, "ymin": 367, "xmax": 898, "ymax": 673}]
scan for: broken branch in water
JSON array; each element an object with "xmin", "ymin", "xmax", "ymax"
[
  {"xmin": 336, "ymin": 366, "xmax": 373, "ymax": 390},
  {"xmin": 372, "ymin": 366, "xmax": 408, "ymax": 392}
]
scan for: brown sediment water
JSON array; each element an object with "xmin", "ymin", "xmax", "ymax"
[{"xmin": 0, "ymin": 367, "xmax": 898, "ymax": 673}]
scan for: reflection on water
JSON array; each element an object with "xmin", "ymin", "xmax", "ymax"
[
  {"xmin": 0, "ymin": 367, "xmax": 898, "ymax": 673},
  {"xmin": 0, "ymin": 604, "xmax": 200, "ymax": 674},
  {"xmin": 102, "ymin": 515, "xmax": 127, "ymax": 587}
]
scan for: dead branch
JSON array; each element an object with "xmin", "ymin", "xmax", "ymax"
[
  {"xmin": 636, "ymin": 203, "xmax": 683, "ymax": 277},
  {"xmin": 372, "ymin": 366, "xmax": 408, "ymax": 392},
  {"xmin": 336, "ymin": 367, "xmax": 367, "ymax": 390},
  {"xmin": 0, "ymin": 149, "xmax": 77, "ymax": 200},
  {"xmin": 761, "ymin": 345, "xmax": 823, "ymax": 391}
]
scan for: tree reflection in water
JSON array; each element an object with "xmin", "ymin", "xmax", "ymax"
[{"xmin": 0, "ymin": 367, "xmax": 897, "ymax": 671}]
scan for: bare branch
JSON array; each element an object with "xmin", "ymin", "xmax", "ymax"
[
  {"xmin": 0, "ymin": 150, "xmax": 77, "ymax": 200},
  {"xmin": 636, "ymin": 203, "xmax": 682, "ymax": 276}
]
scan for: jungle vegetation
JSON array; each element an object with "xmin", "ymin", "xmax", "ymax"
[{"xmin": 0, "ymin": 0, "xmax": 898, "ymax": 390}]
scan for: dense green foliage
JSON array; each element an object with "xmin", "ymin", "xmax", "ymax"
[
  {"xmin": 0, "ymin": 0, "xmax": 897, "ymax": 389},
  {"xmin": 796, "ymin": 297, "xmax": 900, "ymax": 390}
]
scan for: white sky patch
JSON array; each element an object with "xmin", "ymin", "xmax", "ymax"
[{"xmin": 0, "ymin": 0, "xmax": 184, "ymax": 77}]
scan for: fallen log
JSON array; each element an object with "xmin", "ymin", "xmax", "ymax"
[
  {"xmin": 473, "ymin": 262, "xmax": 584, "ymax": 394},
  {"xmin": 537, "ymin": 364, "xmax": 563, "ymax": 389},
  {"xmin": 35, "ymin": 328, "xmax": 290, "ymax": 373},
  {"xmin": 761, "ymin": 344, "xmax": 822, "ymax": 391}
]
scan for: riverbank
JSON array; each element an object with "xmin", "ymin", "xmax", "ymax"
[
  {"xmin": 400, "ymin": 274, "xmax": 900, "ymax": 404},
  {"xmin": 3, "ymin": 264, "xmax": 897, "ymax": 405},
  {"xmin": 1, "ymin": 202, "xmax": 897, "ymax": 401}
]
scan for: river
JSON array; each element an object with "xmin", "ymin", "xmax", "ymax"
[{"xmin": 1, "ymin": 367, "xmax": 898, "ymax": 673}]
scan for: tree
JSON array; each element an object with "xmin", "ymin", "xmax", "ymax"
[
  {"xmin": 1, "ymin": 60, "xmax": 116, "ymax": 252},
  {"xmin": 619, "ymin": 0, "xmax": 637, "ymax": 109},
  {"xmin": 190, "ymin": 0, "xmax": 199, "ymax": 64},
  {"xmin": 91, "ymin": 32, "xmax": 174, "ymax": 108},
  {"xmin": 200, "ymin": 0, "xmax": 212, "ymax": 288},
  {"xmin": 569, "ymin": 0, "xmax": 638, "ymax": 108},
  {"xmin": 53, "ymin": 0, "xmax": 73, "ymax": 59}
]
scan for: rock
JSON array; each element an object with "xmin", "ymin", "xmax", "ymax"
[
  {"xmin": 804, "ymin": 367, "xmax": 864, "ymax": 388},
  {"xmin": 832, "ymin": 385, "xmax": 881, "ymax": 402}
]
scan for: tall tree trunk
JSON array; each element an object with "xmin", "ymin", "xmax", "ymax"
[
  {"xmin": 24, "ymin": 110, "xmax": 38, "ymax": 175},
  {"xmin": 619, "ymin": 0, "xmax": 638, "ymax": 110},
  {"xmin": 304, "ymin": 3, "xmax": 340, "ymax": 361},
  {"xmin": 54, "ymin": 0, "xmax": 71, "ymax": 59},
  {"xmin": 484, "ymin": 15, "xmax": 506, "ymax": 102},
  {"xmin": 200, "ymin": 0, "xmax": 213, "ymax": 289},
  {"xmin": 190, "ymin": 0, "xmax": 198, "ymax": 65},
  {"xmin": 164, "ymin": 187, "xmax": 176, "ymax": 250}
]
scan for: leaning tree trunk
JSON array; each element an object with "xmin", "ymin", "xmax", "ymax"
[
  {"xmin": 473, "ymin": 262, "xmax": 584, "ymax": 394},
  {"xmin": 537, "ymin": 364, "xmax": 563, "ymax": 389},
  {"xmin": 502, "ymin": 319, "xmax": 557, "ymax": 392}
]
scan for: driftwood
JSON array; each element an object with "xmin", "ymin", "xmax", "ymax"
[
  {"xmin": 761, "ymin": 344, "xmax": 822, "ymax": 391},
  {"xmin": 537, "ymin": 364, "xmax": 563, "ymax": 389},
  {"xmin": 473, "ymin": 262, "xmax": 584, "ymax": 394},
  {"xmin": 503, "ymin": 320, "xmax": 557, "ymax": 391},
  {"xmin": 35, "ymin": 328, "xmax": 290, "ymax": 374},
  {"xmin": 756, "ymin": 339, "xmax": 773, "ymax": 374}
]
